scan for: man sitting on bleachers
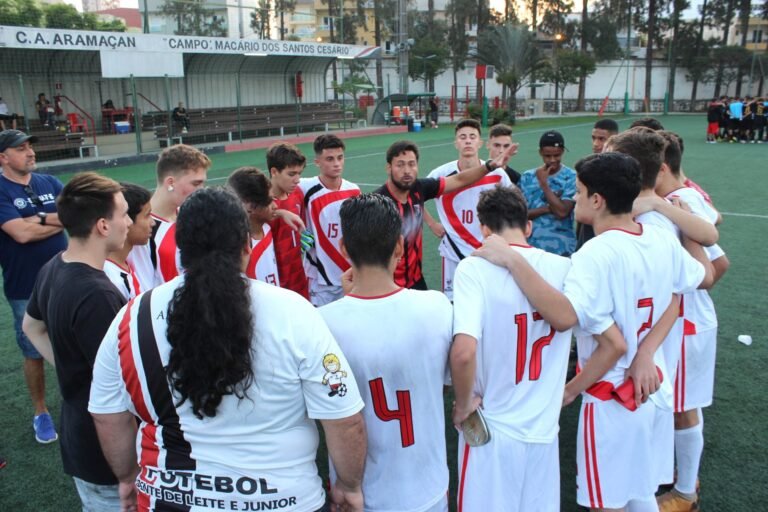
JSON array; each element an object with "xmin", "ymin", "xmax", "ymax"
[{"xmin": 172, "ymin": 101, "xmax": 191, "ymax": 134}]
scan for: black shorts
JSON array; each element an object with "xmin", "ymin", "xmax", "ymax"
[
  {"xmin": 0, "ymin": 113, "xmax": 18, "ymax": 120},
  {"xmin": 742, "ymin": 117, "xmax": 754, "ymax": 131},
  {"xmin": 728, "ymin": 118, "xmax": 741, "ymax": 131}
]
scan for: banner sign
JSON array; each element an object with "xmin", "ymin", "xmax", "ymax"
[{"xmin": 0, "ymin": 26, "xmax": 379, "ymax": 59}]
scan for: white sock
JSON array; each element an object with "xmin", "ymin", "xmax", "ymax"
[
  {"xmin": 628, "ymin": 496, "xmax": 660, "ymax": 512},
  {"xmin": 674, "ymin": 413, "xmax": 703, "ymax": 495}
]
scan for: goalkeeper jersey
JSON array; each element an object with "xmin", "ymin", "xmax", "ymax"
[{"xmin": 271, "ymin": 188, "xmax": 309, "ymax": 299}]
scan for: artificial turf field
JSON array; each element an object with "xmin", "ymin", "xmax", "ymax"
[{"xmin": 1, "ymin": 114, "xmax": 766, "ymax": 510}]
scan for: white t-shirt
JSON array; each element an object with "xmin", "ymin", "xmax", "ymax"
[
  {"xmin": 149, "ymin": 213, "xmax": 183, "ymax": 284},
  {"xmin": 126, "ymin": 243, "xmax": 159, "ymax": 292},
  {"xmin": 299, "ymin": 177, "xmax": 360, "ymax": 287},
  {"xmin": 453, "ymin": 246, "xmax": 572, "ymax": 443},
  {"xmin": 246, "ymin": 224, "xmax": 280, "ymax": 286},
  {"xmin": 666, "ymin": 186, "xmax": 722, "ymax": 332},
  {"xmin": 565, "ymin": 224, "xmax": 705, "ymax": 395},
  {"xmin": 89, "ymin": 277, "xmax": 363, "ymax": 512},
  {"xmin": 427, "ymin": 160, "xmax": 512, "ymax": 261},
  {"xmin": 103, "ymin": 258, "xmax": 142, "ymax": 300},
  {"xmin": 320, "ymin": 288, "xmax": 452, "ymax": 512}
]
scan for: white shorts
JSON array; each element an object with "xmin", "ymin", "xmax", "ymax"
[
  {"xmin": 652, "ymin": 403, "xmax": 674, "ymax": 487},
  {"xmin": 308, "ymin": 281, "xmax": 343, "ymax": 307},
  {"xmin": 674, "ymin": 328, "xmax": 717, "ymax": 412},
  {"xmin": 457, "ymin": 431, "xmax": 559, "ymax": 512},
  {"xmin": 576, "ymin": 399, "xmax": 656, "ymax": 509},
  {"xmin": 441, "ymin": 257, "xmax": 459, "ymax": 301}
]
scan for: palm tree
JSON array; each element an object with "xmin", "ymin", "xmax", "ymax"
[{"xmin": 476, "ymin": 23, "xmax": 542, "ymax": 123}]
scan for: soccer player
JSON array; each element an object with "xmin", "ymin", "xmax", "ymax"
[
  {"xmin": 375, "ymin": 139, "xmax": 518, "ymax": 290},
  {"xmin": 104, "ymin": 183, "xmax": 154, "ymax": 300},
  {"xmin": 427, "ymin": 119, "xmax": 513, "ymax": 299},
  {"xmin": 652, "ymin": 132, "xmax": 730, "ymax": 512},
  {"xmin": 131, "ymin": 144, "xmax": 209, "ymax": 289},
  {"xmin": 23, "ymin": 172, "xmax": 132, "ymax": 509},
  {"xmin": 267, "ymin": 142, "xmax": 310, "ymax": 299},
  {"xmin": 320, "ymin": 193, "xmax": 453, "ymax": 512},
  {"xmin": 451, "ymin": 186, "xmax": 572, "ymax": 511},
  {"xmin": 300, "ymin": 134, "xmax": 360, "ymax": 306},
  {"xmin": 487, "ymin": 123, "xmax": 522, "ymax": 185},
  {"xmin": 227, "ymin": 167, "xmax": 280, "ymax": 286},
  {"xmin": 728, "ymin": 97, "xmax": 743, "ymax": 142},
  {"xmin": 705, "ymin": 98, "xmax": 723, "ymax": 143},
  {"xmin": 591, "ymin": 118, "xmax": 619, "ymax": 153},
  {"xmin": 519, "ymin": 131, "xmax": 576, "ymax": 256},
  {"xmin": 474, "ymin": 152, "xmax": 711, "ymax": 511}
]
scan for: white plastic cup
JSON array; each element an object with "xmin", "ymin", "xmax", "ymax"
[{"xmin": 737, "ymin": 335, "xmax": 752, "ymax": 346}]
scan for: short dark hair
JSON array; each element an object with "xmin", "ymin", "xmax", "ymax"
[
  {"xmin": 386, "ymin": 140, "xmax": 419, "ymax": 164},
  {"xmin": 314, "ymin": 134, "xmax": 345, "ymax": 155},
  {"xmin": 226, "ymin": 167, "xmax": 273, "ymax": 208},
  {"xmin": 120, "ymin": 182, "xmax": 151, "ymax": 222},
  {"xmin": 266, "ymin": 142, "xmax": 306, "ymax": 172},
  {"xmin": 593, "ymin": 119, "xmax": 619, "ymax": 133},
  {"xmin": 455, "ymin": 118, "xmax": 481, "ymax": 135},
  {"xmin": 657, "ymin": 131, "xmax": 683, "ymax": 176},
  {"xmin": 477, "ymin": 186, "xmax": 528, "ymax": 233},
  {"xmin": 629, "ymin": 117, "xmax": 664, "ymax": 131},
  {"xmin": 57, "ymin": 172, "xmax": 122, "ymax": 238},
  {"xmin": 488, "ymin": 124, "xmax": 513, "ymax": 138},
  {"xmin": 156, "ymin": 144, "xmax": 211, "ymax": 181},
  {"xmin": 339, "ymin": 193, "xmax": 402, "ymax": 269},
  {"xmin": 605, "ymin": 128, "xmax": 667, "ymax": 190},
  {"xmin": 575, "ymin": 153, "xmax": 642, "ymax": 215}
]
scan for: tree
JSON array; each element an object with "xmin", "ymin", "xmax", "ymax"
[
  {"xmin": 275, "ymin": 0, "xmax": 296, "ymax": 40},
  {"xmin": 734, "ymin": 0, "xmax": 752, "ymax": 94},
  {"xmin": 250, "ymin": 0, "xmax": 271, "ymax": 39},
  {"xmin": 710, "ymin": 0, "xmax": 737, "ymax": 95},
  {"xmin": 162, "ymin": 0, "xmax": 226, "ymax": 37},
  {"xmin": 665, "ymin": 0, "xmax": 689, "ymax": 110},
  {"xmin": 408, "ymin": 16, "xmax": 449, "ymax": 92},
  {"xmin": 43, "ymin": 4, "xmax": 86, "ymax": 29},
  {"xmin": 446, "ymin": 0, "xmax": 473, "ymax": 96},
  {"xmin": 642, "ymin": 0, "xmax": 660, "ymax": 111},
  {"xmin": 0, "ymin": 0, "xmax": 43, "ymax": 27},
  {"xmin": 708, "ymin": 45, "xmax": 752, "ymax": 94},
  {"xmin": 477, "ymin": 23, "xmax": 543, "ymax": 123},
  {"xmin": 540, "ymin": 49, "xmax": 596, "ymax": 100},
  {"xmin": 372, "ymin": 0, "xmax": 396, "ymax": 98}
]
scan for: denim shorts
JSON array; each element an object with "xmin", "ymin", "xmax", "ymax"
[
  {"xmin": 8, "ymin": 299, "xmax": 42, "ymax": 359},
  {"xmin": 72, "ymin": 477, "xmax": 120, "ymax": 511}
]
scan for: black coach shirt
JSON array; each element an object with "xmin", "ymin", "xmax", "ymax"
[
  {"xmin": 376, "ymin": 177, "xmax": 445, "ymax": 289},
  {"xmin": 27, "ymin": 253, "xmax": 126, "ymax": 485}
]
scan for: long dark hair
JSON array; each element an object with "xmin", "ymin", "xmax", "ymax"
[{"xmin": 166, "ymin": 187, "xmax": 254, "ymax": 418}]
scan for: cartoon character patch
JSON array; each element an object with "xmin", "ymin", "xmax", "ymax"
[{"xmin": 321, "ymin": 353, "xmax": 348, "ymax": 397}]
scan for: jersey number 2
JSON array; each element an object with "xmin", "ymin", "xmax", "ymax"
[
  {"xmin": 369, "ymin": 377, "xmax": 414, "ymax": 447},
  {"xmin": 514, "ymin": 312, "xmax": 556, "ymax": 384}
]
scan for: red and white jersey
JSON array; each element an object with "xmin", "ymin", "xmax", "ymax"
[
  {"xmin": 103, "ymin": 259, "xmax": 142, "ymax": 301},
  {"xmin": 666, "ymin": 186, "xmax": 722, "ymax": 332},
  {"xmin": 427, "ymin": 160, "xmax": 512, "ymax": 261},
  {"xmin": 149, "ymin": 214, "xmax": 182, "ymax": 284},
  {"xmin": 299, "ymin": 177, "xmax": 360, "ymax": 287},
  {"xmin": 246, "ymin": 224, "xmax": 280, "ymax": 287},
  {"xmin": 271, "ymin": 189, "xmax": 309, "ymax": 299},
  {"xmin": 565, "ymin": 224, "xmax": 705, "ymax": 393},
  {"xmin": 89, "ymin": 278, "xmax": 364, "ymax": 512},
  {"xmin": 453, "ymin": 245, "xmax": 572, "ymax": 442},
  {"xmin": 127, "ymin": 244, "xmax": 159, "ymax": 293},
  {"xmin": 319, "ymin": 289, "xmax": 452, "ymax": 512}
]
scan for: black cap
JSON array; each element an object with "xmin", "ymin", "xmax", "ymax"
[
  {"xmin": 539, "ymin": 131, "xmax": 566, "ymax": 150},
  {"xmin": 0, "ymin": 130, "xmax": 38, "ymax": 152}
]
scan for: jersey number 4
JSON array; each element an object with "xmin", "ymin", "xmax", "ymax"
[
  {"xmin": 514, "ymin": 312, "xmax": 556, "ymax": 384},
  {"xmin": 369, "ymin": 377, "xmax": 415, "ymax": 448}
]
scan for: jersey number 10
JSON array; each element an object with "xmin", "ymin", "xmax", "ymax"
[
  {"xmin": 369, "ymin": 377, "xmax": 415, "ymax": 448},
  {"xmin": 514, "ymin": 312, "xmax": 556, "ymax": 384}
]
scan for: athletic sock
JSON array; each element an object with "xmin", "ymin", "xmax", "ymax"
[
  {"xmin": 627, "ymin": 496, "xmax": 659, "ymax": 511},
  {"xmin": 674, "ymin": 412, "xmax": 703, "ymax": 496}
]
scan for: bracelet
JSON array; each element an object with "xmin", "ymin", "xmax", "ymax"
[{"xmin": 485, "ymin": 160, "xmax": 496, "ymax": 172}]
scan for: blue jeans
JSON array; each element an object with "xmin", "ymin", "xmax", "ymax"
[
  {"xmin": 73, "ymin": 477, "xmax": 121, "ymax": 512},
  {"xmin": 8, "ymin": 299, "xmax": 42, "ymax": 359}
]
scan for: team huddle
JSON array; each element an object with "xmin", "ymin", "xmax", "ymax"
[{"xmin": 1, "ymin": 116, "xmax": 727, "ymax": 512}]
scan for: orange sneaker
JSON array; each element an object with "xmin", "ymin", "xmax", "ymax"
[{"xmin": 658, "ymin": 490, "xmax": 698, "ymax": 512}]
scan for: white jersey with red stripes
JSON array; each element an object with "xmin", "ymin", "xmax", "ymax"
[
  {"xmin": 104, "ymin": 259, "xmax": 142, "ymax": 301},
  {"xmin": 665, "ymin": 186, "xmax": 721, "ymax": 333},
  {"xmin": 150, "ymin": 214, "xmax": 182, "ymax": 284},
  {"xmin": 246, "ymin": 224, "xmax": 280, "ymax": 287},
  {"xmin": 565, "ymin": 224, "xmax": 705, "ymax": 392},
  {"xmin": 319, "ymin": 288, "xmax": 452, "ymax": 512},
  {"xmin": 453, "ymin": 244, "xmax": 572, "ymax": 442},
  {"xmin": 89, "ymin": 277, "xmax": 364, "ymax": 512},
  {"xmin": 126, "ymin": 244, "xmax": 159, "ymax": 293},
  {"xmin": 427, "ymin": 160, "xmax": 512, "ymax": 261},
  {"xmin": 299, "ymin": 177, "xmax": 360, "ymax": 287}
]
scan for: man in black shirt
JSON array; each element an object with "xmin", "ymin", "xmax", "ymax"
[
  {"xmin": 172, "ymin": 101, "xmax": 191, "ymax": 133},
  {"xmin": 23, "ymin": 172, "xmax": 133, "ymax": 509},
  {"xmin": 375, "ymin": 140, "xmax": 516, "ymax": 289}
]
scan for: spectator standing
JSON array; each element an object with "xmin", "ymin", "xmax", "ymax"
[
  {"xmin": 0, "ymin": 129, "xmax": 67, "ymax": 444},
  {"xmin": 23, "ymin": 172, "xmax": 132, "ymax": 510}
]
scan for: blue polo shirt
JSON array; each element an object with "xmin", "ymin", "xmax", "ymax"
[{"xmin": 0, "ymin": 173, "xmax": 68, "ymax": 299}]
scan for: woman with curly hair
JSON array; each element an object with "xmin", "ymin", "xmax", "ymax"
[{"xmin": 89, "ymin": 187, "xmax": 367, "ymax": 512}]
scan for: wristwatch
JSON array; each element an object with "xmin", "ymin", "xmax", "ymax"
[
  {"xmin": 37, "ymin": 212, "xmax": 47, "ymax": 225},
  {"xmin": 485, "ymin": 160, "xmax": 499, "ymax": 172}
]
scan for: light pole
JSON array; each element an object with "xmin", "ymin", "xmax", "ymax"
[
  {"xmin": 415, "ymin": 54, "xmax": 437, "ymax": 93},
  {"xmin": 553, "ymin": 33, "xmax": 563, "ymax": 103}
]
